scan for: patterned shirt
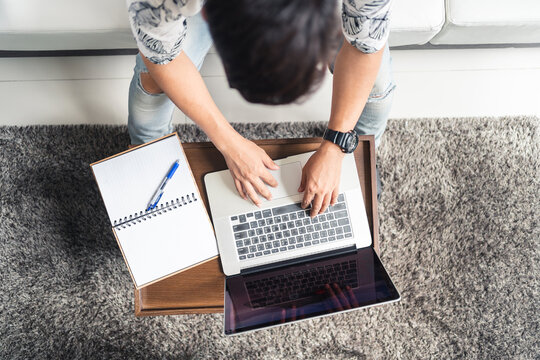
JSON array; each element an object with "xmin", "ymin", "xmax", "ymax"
[{"xmin": 126, "ymin": 0, "xmax": 393, "ymax": 65}]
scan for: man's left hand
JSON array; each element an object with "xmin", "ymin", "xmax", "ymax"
[{"xmin": 298, "ymin": 141, "xmax": 345, "ymax": 217}]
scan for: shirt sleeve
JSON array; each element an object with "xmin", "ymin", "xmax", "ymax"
[
  {"xmin": 126, "ymin": 0, "xmax": 188, "ymax": 65},
  {"xmin": 341, "ymin": 0, "xmax": 393, "ymax": 54}
]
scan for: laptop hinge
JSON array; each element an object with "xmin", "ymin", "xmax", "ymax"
[{"xmin": 239, "ymin": 245, "xmax": 357, "ymax": 275}]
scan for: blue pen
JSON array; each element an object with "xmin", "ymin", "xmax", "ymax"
[{"xmin": 146, "ymin": 160, "xmax": 180, "ymax": 211}]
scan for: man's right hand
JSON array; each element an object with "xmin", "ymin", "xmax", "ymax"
[{"xmin": 220, "ymin": 134, "xmax": 279, "ymax": 206}]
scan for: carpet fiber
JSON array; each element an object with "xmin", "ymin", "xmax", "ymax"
[{"xmin": 0, "ymin": 117, "xmax": 538, "ymax": 359}]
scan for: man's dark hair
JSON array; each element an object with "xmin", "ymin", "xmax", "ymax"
[{"xmin": 204, "ymin": 0, "xmax": 341, "ymax": 105}]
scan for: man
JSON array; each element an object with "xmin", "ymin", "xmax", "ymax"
[{"xmin": 126, "ymin": 0, "xmax": 395, "ymax": 217}]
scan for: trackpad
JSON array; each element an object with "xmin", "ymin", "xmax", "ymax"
[{"xmin": 267, "ymin": 162, "xmax": 302, "ymax": 200}]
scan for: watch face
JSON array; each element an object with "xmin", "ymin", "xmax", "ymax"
[{"xmin": 344, "ymin": 132, "xmax": 359, "ymax": 153}]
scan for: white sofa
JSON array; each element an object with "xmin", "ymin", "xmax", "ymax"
[{"xmin": 1, "ymin": 0, "xmax": 539, "ymax": 52}]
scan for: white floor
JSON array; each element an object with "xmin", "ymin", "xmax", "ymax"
[{"xmin": 0, "ymin": 47, "xmax": 539, "ymax": 126}]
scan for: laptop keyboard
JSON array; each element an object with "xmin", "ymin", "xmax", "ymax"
[
  {"xmin": 230, "ymin": 194, "xmax": 354, "ymax": 261},
  {"xmin": 246, "ymin": 259, "xmax": 358, "ymax": 308}
]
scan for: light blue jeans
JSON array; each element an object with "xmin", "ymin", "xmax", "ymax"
[{"xmin": 128, "ymin": 13, "xmax": 395, "ymax": 147}]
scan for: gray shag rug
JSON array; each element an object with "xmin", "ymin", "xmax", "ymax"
[{"xmin": 0, "ymin": 117, "xmax": 538, "ymax": 359}]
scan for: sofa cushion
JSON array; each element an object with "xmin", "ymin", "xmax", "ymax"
[
  {"xmin": 389, "ymin": 0, "xmax": 445, "ymax": 46},
  {"xmin": 431, "ymin": 0, "xmax": 540, "ymax": 45},
  {"xmin": 0, "ymin": 0, "xmax": 135, "ymax": 50}
]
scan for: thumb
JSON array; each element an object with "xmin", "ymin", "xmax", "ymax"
[
  {"xmin": 298, "ymin": 172, "xmax": 306, "ymax": 193},
  {"xmin": 263, "ymin": 155, "xmax": 279, "ymax": 170}
]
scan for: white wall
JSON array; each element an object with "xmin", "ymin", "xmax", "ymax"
[{"xmin": 0, "ymin": 47, "xmax": 539, "ymax": 126}]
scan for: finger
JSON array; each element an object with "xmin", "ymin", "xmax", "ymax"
[
  {"xmin": 252, "ymin": 177, "xmax": 273, "ymax": 201},
  {"xmin": 263, "ymin": 154, "xmax": 280, "ymax": 170},
  {"xmin": 325, "ymin": 284, "xmax": 344, "ymax": 312},
  {"xmin": 298, "ymin": 171, "xmax": 306, "ymax": 193},
  {"xmin": 260, "ymin": 169, "xmax": 278, "ymax": 188},
  {"xmin": 302, "ymin": 189, "xmax": 315, "ymax": 209},
  {"xmin": 331, "ymin": 189, "xmax": 339, "ymax": 206},
  {"xmin": 234, "ymin": 179, "xmax": 247, "ymax": 200},
  {"xmin": 242, "ymin": 181, "xmax": 261, "ymax": 206},
  {"xmin": 333, "ymin": 283, "xmax": 351, "ymax": 309},
  {"xmin": 346, "ymin": 285, "xmax": 359, "ymax": 308},
  {"xmin": 310, "ymin": 193, "xmax": 324, "ymax": 218},
  {"xmin": 319, "ymin": 193, "xmax": 332, "ymax": 214}
]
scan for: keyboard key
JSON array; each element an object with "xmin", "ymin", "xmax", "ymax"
[
  {"xmin": 296, "ymin": 243, "xmax": 304, "ymax": 248},
  {"xmin": 255, "ymin": 252, "xmax": 262, "ymax": 257},
  {"xmin": 295, "ymin": 220, "xmax": 303, "ymax": 227},
  {"xmin": 287, "ymin": 221, "xmax": 295, "ymax": 229},
  {"xmin": 238, "ymin": 247, "xmax": 248, "ymax": 255},
  {"xmin": 279, "ymin": 223, "xmax": 287, "ymax": 230},
  {"xmin": 275, "ymin": 232, "xmax": 283, "ymax": 240},
  {"xmin": 247, "ymin": 213, "xmax": 253, "ymax": 218},
  {"xmin": 288, "ymin": 245, "xmax": 295, "ymax": 250},
  {"xmin": 329, "ymin": 236, "xmax": 336, "ymax": 241},
  {"xmin": 328, "ymin": 229, "xmax": 336, "ymax": 236},
  {"xmin": 343, "ymin": 225, "xmax": 352, "ymax": 233},
  {"xmin": 260, "ymin": 235, "xmax": 267, "ymax": 242},
  {"xmin": 248, "ymin": 254, "xmax": 255, "ymax": 258},
  {"xmin": 258, "ymin": 220, "xmax": 265, "ymax": 227},
  {"xmin": 334, "ymin": 210, "xmax": 348, "ymax": 219},
  {"xmin": 239, "ymin": 255, "xmax": 246, "ymax": 260},
  {"xmin": 279, "ymin": 247, "xmax": 287, "ymax": 252},
  {"xmin": 231, "ymin": 216, "xmax": 238, "ymax": 221},
  {"xmin": 280, "ymin": 239, "xmax": 288, "ymax": 246},
  {"xmin": 297, "ymin": 211, "xmax": 305, "ymax": 218},
  {"xmin": 331, "ymin": 202, "xmax": 347, "ymax": 211},
  {"xmin": 337, "ymin": 234, "xmax": 344, "ymax": 240},
  {"xmin": 289, "ymin": 237, "xmax": 296, "ymax": 244},
  {"xmin": 264, "ymin": 226, "xmax": 271, "ymax": 234},
  {"xmin": 272, "ymin": 249, "xmax": 279, "ymax": 253},
  {"xmin": 249, "ymin": 245, "xmax": 257, "ymax": 252},
  {"xmin": 303, "ymin": 218, "xmax": 310, "ymax": 226},
  {"xmin": 322, "ymin": 222, "xmax": 330, "ymax": 230},
  {"xmin": 312, "ymin": 232, "xmax": 320, "ymax": 239},
  {"xmin": 305, "ymin": 241, "xmax": 312, "ymax": 247},
  {"xmin": 233, "ymin": 223, "xmax": 250, "ymax": 232},
  {"xmin": 345, "ymin": 233, "xmax": 353, "ymax": 238},
  {"xmin": 338, "ymin": 194, "xmax": 344, "ymax": 202},
  {"xmin": 326, "ymin": 213, "xmax": 334, "ymax": 220},
  {"xmin": 282, "ymin": 214, "xmax": 290, "ymax": 222},
  {"xmin": 312, "ymin": 239, "xmax": 320, "ymax": 245},
  {"xmin": 283, "ymin": 230, "xmax": 291, "ymax": 237},
  {"xmin": 274, "ymin": 216, "xmax": 282, "ymax": 223},
  {"xmin": 268, "ymin": 234, "xmax": 275, "ymax": 241},
  {"xmin": 257, "ymin": 244, "xmax": 265, "ymax": 251},
  {"xmin": 263, "ymin": 250, "xmax": 271, "ymax": 255},
  {"xmin": 272, "ymin": 225, "xmax": 279, "ymax": 232},
  {"xmin": 320, "ymin": 237, "xmax": 328, "ymax": 243},
  {"xmin": 304, "ymin": 234, "xmax": 312, "ymax": 241},
  {"xmin": 336, "ymin": 227, "xmax": 344, "ymax": 235},
  {"xmin": 291, "ymin": 228, "xmax": 299, "ymax": 236},
  {"xmin": 254, "ymin": 211, "xmax": 262, "ymax": 219},
  {"xmin": 239, "ymin": 215, "xmax": 247, "ymax": 223},
  {"xmin": 265, "ymin": 242, "xmax": 272, "ymax": 249},
  {"xmin": 273, "ymin": 240, "xmax": 280, "ymax": 248},
  {"xmin": 320, "ymin": 230, "xmax": 327, "ymax": 237},
  {"xmin": 296, "ymin": 235, "xmax": 304, "ymax": 243},
  {"xmin": 235, "ymin": 231, "xmax": 247, "ymax": 239},
  {"xmin": 330, "ymin": 220, "xmax": 338, "ymax": 228},
  {"xmin": 256, "ymin": 228, "xmax": 263, "ymax": 235},
  {"xmin": 290, "ymin": 213, "xmax": 297, "ymax": 220},
  {"xmin": 266, "ymin": 218, "xmax": 274, "ymax": 225},
  {"xmin": 252, "ymin": 237, "xmax": 259, "ymax": 244},
  {"xmin": 248, "ymin": 230, "xmax": 255, "ymax": 237},
  {"xmin": 319, "ymin": 214, "xmax": 326, "ymax": 222},
  {"xmin": 312, "ymin": 217, "xmax": 319, "ymax": 224},
  {"xmin": 299, "ymin": 227, "xmax": 306, "ymax": 234},
  {"xmin": 306, "ymin": 225, "xmax": 314, "ymax": 233},
  {"xmin": 272, "ymin": 203, "xmax": 303, "ymax": 216},
  {"xmin": 235, "ymin": 240, "xmax": 243, "ymax": 247},
  {"xmin": 314, "ymin": 224, "xmax": 322, "ymax": 231},
  {"xmin": 338, "ymin": 218, "xmax": 350, "ymax": 226},
  {"xmin": 244, "ymin": 239, "xmax": 251, "ymax": 246}
]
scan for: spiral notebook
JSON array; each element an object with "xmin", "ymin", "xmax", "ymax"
[{"xmin": 90, "ymin": 133, "xmax": 218, "ymax": 289}]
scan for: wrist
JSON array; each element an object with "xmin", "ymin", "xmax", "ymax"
[{"xmin": 320, "ymin": 140, "xmax": 346, "ymax": 158}]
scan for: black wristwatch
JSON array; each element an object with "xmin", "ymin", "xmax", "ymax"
[{"xmin": 322, "ymin": 128, "xmax": 359, "ymax": 153}]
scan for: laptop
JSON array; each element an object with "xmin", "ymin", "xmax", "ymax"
[{"xmin": 204, "ymin": 151, "xmax": 400, "ymax": 335}]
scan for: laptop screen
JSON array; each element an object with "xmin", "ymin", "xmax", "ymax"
[{"xmin": 224, "ymin": 247, "xmax": 400, "ymax": 335}]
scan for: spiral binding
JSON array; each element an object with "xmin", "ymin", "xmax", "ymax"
[{"xmin": 113, "ymin": 192, "xmax": 197, "ymax": 230}]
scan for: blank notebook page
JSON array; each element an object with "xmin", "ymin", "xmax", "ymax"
[{"xmin": 92, "ymin": 135, "xmax": 218, "ymax": 287}]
